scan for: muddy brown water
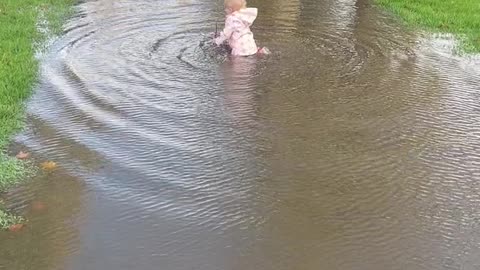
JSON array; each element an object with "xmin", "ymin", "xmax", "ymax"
[{"xmin": 1, "ymin": 0, "xmax": 480, "ymax": 269}]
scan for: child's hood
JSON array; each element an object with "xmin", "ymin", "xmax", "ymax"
[{"xmin": 234, "ymin": 8, "xmax": 258, "ymax": 26}]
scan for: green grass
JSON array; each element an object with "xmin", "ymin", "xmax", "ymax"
[
  {"xmin": 0, "ymin": 0, "xmax": 73, "ymax": 229},
  {"xmin": 375, "ymin": 0, "xmax": 480, "ymax": 53},
  {"xmin": 0, "ymin": 209, "xmax": 25, "ymax": 230},
  {"xmin": 0, "ymin": 157, "xmax": 30, "ymax": 191}
]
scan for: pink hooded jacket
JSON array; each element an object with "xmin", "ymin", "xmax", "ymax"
[{"xmin": 214, "ymin": 8, "xmax": 259, "ymax": 56}]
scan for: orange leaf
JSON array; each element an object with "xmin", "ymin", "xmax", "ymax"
[
  {"xmin": 8, "ymin": 224, "xmax": 24, "ymax": 232},
  {"xmin": 41, "ymin": 161, "xmax": 57, "ymax": 171}
]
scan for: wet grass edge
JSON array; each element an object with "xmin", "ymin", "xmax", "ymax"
[
  {"xmin": 0, "ymin": 0, "xmax": 74, "ymax": 229},
  {"xmin": 374, "ymin": 0, "xmax": 480, "ymax": 54}
]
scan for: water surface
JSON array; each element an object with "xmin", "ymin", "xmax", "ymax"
[{"xmin": 1, "ymin": 0, "xmax": 480, "ymax": 269}]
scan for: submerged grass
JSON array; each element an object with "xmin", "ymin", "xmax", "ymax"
[
  {"xmin": 0, "ymin": 209, "xmax": 25, "ymax": 230},
  {"xmin": 0, "ymin": 0, "xmax": 73, "ymax": 228},
  {"xmin": 375, "ymin": 0, "xmax": 480, "ymax": 53}
]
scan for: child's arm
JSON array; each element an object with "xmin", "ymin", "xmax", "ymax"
[
  {"xmin": 214, "ymin": 28, "xmax": 230, "ymax": 45},
  {"xmin": 214, "ymin": 17, "xmax": 241, "ymax": 45}
]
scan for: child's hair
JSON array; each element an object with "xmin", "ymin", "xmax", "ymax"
[{"xmin": 224, "ymin": 0, "xmax": 246, "ymax": 11}]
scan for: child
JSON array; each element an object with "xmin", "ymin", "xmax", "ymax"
[{"xmin": 214, "ymin": 0, "xmax": 269, "ymax": 56}]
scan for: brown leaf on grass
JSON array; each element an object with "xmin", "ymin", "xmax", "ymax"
[
  {"xmin": 8, "ymin": 224, "xmax": 24, "ymax": 232},
  {"xmin": 41, "ymin": 161, "xmax": 57, "ymax": 171},
  {"xmin": 16, "ymin": 151, "xmax": 31, "ymax": 160}
]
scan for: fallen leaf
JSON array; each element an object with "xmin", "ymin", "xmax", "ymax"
[
  {"xmin": 16, "ymin": 151, "xmax": 31, "ymax": 160},
  {"xmin": 31, "ymin": 201, "xmax": 47, "ymax": 211},
  {"xmin": 8, "ymin": 224, "xmax": 24, "ymax": 232},
  {"xmin": 41, "ymin": 161, "xmax": 57, "ymax": 171}
]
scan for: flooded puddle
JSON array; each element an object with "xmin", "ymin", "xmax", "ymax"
[{"xmin": 1, "ymin": 0, "xmax": 480, "ymax": 269}]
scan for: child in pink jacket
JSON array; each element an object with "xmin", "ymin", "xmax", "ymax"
[{"xmin": 214, "ymin": 0, "xmax": 269, "ymax": 56}]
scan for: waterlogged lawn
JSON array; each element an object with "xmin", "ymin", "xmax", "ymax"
[
  {"xmin": 376, "ymin": 0, "xmax": 480, "ymax": 53},
  {"xmin": 0, "ymin": 0, "xmax": 73, "ymax": 229}
]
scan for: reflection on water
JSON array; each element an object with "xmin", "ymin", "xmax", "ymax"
[{"xmin": 1, "ymin": 0, "xmax": 480, "ymax": 269}]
